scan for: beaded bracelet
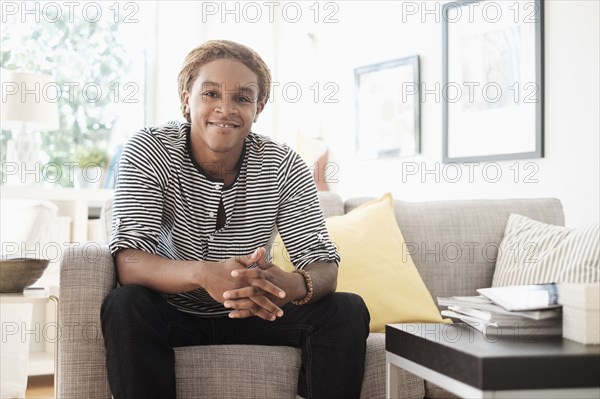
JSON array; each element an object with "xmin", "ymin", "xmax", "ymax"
[{"xmin": 291, "ymin": 268, "xmax": 313, "ymax": 305}]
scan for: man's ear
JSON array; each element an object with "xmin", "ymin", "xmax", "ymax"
[
  {"xmin": 182, "ymin": 91, "xmax": 190, "ymax": 112},
  {"xmin": 254, "ymin": 101, "xmax": 265, "ymax": 122}
]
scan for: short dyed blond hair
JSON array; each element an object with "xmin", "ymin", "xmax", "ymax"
[{"xmin": 177, "ymin": 40, "xmax": 272, "ymax": 122}]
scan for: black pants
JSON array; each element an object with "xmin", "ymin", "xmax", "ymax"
[{"xmin": 100, "ymin": 285, "xmax": 370, "ymax": 399}]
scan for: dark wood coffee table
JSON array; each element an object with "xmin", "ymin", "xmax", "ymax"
[{"xmin": 386, "ymin": 323, "xmax": 600, "ymax": 398}]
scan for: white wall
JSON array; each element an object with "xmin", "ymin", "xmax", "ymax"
[
  {"xmin": 147, "ymin": 2, "xmax": 203, "ymax": 126},
  {"xmin": 272, "ymin": 0, "xmax": 599, "ymax": 227},
  {"xmin": 542, "ymin": 0, "xmax": 599, "ymax": 226},
  {"xmin": 148, "ymin": 1, "xmax": 277, "ymax": 133},
  {"xmin": 152, "ymin": 1, "xmax": 599, "ymax": 226}
]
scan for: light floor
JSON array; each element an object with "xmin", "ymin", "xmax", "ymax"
[{"xmin": 25, "ymin": 375, "xmax": 54, "ymax": 398}]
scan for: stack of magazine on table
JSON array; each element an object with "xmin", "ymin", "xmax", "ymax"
[{"xmin": 437, "ymin": 283, "xmax": 563, "ymax": 337}]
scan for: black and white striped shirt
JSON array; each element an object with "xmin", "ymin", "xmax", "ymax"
[{"xmin": 110, "ymin": 121, "xmax": 339, "ymax": 316}]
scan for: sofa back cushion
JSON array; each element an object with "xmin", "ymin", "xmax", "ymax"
[
  {"xmin": 316, "ymin": 191, "xmax": 345, "ymax": 218},
  {"xmin": 344, "ymin": 197, "xmax": 565, "ymax": 302}
]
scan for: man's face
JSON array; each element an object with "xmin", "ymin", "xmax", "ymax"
[{"xmin": 183, "ymin": 59, "xmax": 265, "ymax": 157}]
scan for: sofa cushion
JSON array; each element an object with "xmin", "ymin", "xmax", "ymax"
[
  {"xmin": 173, "ymin": 334, "xmax": 395, "ymax": 399},
  {"xmin": 345, "ymin": 197, "xmax": 565, "ymax": 302},
  {"xmin": 175, "ymin": 344, "xmax": 300, "ymax": 399},
  {"xmin": 273, "ymin": 193, "xmax": 447, "ymax": 332},
  {"xmin": 492, "ymin": 213, "xmax": 599, "ymax": 287}
]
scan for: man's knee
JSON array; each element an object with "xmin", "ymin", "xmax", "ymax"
[
  {"xmin": 101, "ymin": 285, "xmax": 160, "ymax": 325},
  {"xmin": 320, "ymin": 292, "xmax": 370, "ymax": 332}
]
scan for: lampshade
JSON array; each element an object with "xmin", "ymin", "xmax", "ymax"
[{"xmin": 1, "ymin": 70, "xmax": 59, "ymax": 131}]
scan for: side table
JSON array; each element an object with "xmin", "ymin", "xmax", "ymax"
[
  {"xmin": 1, "ymin": 288, "xmax": 59, "ymax": 398},
  {"xmin": 386, "ymin": 323, "xmax": 600, "ymax": 399}
]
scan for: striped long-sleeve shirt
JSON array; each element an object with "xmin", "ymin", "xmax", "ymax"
[{"xmin": 109, "ymin": 121, "xmax": 339, "ymax": 316}]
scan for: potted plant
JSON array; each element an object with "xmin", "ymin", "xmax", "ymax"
[{"xmin": 74, "ymin": 147, "xmax": 109, "ymax": 189}]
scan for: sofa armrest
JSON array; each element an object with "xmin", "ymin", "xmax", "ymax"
[{"xmin": 58, "ymin": 245, "xmax": 116, "ymax": 399}]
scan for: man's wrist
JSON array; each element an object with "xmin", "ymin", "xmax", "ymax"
[
  {"xmin": 291, "ymin": 268, "xmax": 313, "ymax": 305},
  {"xmin": 289, "ymin": 270, "xmax": 307, "ymax": 302},
  {"xmin": 193, "ymin": 260, "xmax": 209, "ymax": 289}
]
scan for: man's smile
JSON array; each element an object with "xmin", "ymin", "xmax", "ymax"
[{"xmin": 209, "ymin": 121, "xmax": 241, "ymax": 128}]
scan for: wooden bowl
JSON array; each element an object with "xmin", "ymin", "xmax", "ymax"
[{"xmin": 0, "ymin": 258, "xmax": 50, "ymax": 293}]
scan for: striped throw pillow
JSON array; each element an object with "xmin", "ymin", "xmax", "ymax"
[{"xmin": 492, "ymin": 214, "xmax": 599, "ymax": 287}]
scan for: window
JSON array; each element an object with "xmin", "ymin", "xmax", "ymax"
[{"xmin": 1, "ymin": 1, "xmax": 151, "ymax": 187}]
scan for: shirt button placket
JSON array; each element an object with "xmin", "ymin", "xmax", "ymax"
[{"xmin": 206, "ymin": 184, "xmax": 221, "ymax": 257}]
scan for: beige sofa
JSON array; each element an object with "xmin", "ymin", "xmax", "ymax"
[{"xmin": 58, "ymin": 192, "xmax": 564, "ymax": 398}]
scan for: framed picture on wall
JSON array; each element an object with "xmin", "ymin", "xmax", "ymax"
[
  {"xmin": 355, "ymin": 55, "xmax": 420, "ymax": 159},
  {"xmin": 443, "ymin": 0, "xmax": 544, "ymax": 162}
]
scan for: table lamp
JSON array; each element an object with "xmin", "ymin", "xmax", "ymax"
[{"xmin": 1, "ymin": 70, "xmax": 59, "ymax": 185}]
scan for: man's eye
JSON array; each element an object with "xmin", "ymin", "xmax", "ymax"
[
  {"xmin": 237, "ymin": 96, "xmax": 252, "ymax": 103},
  {"xmin": 203, "ymin": 91, "xmax": 218, "ymax": 98}
]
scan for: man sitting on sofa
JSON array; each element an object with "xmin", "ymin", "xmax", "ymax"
[{"xmin": 101, "ymin": 39, "xmax": 370, "ymax": 399}]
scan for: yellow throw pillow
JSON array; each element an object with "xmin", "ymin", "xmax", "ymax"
[{"xmin": 272, "ymin": 193, "xmax": 448, "ymax": 332}]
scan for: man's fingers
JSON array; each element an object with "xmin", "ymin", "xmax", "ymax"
[
  {"xmin": 228, "ymin": 309, "xmax": 253, "ymax": 319},
  {"xmin": 223, "ymin": 286, "xmax": 262, "ymax": 300},
  {"xmin": 230, "ymin": 269, "xmax": 285, "ymax": 299},
  {"xmin": 236, "ymin": 247, "xmax": 274, "ymax": 269},
  {"xmin": 254, "ymin": 247, "xmax": 273, "ymax": 269},
  {"xmin": 253, "ymin": 307, "xmax": 278, "ymax": 321},
  {"xmin": 228, "ymin": 308, "xmax": 276, "ymax": 321},
  {"xmin": 251, "ymin": 278, "xmax": 286, "ymax": 298},
  {"xmin": 237, "ymin": 247, "xmax": 264, "ymax": 268},
  {"xmin": 249, "ymin": 295, "xmax": 284, "ymax": 318},
  {"xmin": 224, "ymin": 296, "xmax": 283, "ymax": 321}
]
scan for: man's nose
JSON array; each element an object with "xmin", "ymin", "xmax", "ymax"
[{"xmin": 215, "ymin": 97, "xmax": 238, "ymax": 115}]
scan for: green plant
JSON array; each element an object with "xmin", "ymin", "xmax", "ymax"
[{"xmin": 75, "ymin": 147, "xmax": 109, "ymax": 169}]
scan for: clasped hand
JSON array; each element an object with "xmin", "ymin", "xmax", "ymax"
[{"xmin": 205, "ymin": 247, "xmax": 288, "ymax": 321}]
